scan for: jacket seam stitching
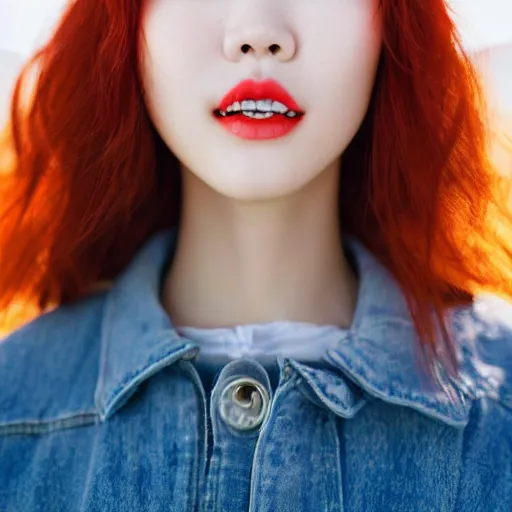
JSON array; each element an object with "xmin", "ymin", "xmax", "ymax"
[{"xmin": 0, "ymin": 412, "xmax": 99, "ymax": 435}]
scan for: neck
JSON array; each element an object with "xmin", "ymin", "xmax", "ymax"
[{"xmin": 162, "ymin": 161, "xmax": 358, "ymax": 329}]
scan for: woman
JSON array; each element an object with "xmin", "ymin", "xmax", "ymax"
[{"xmin": 0, "ymin": 0, "xmax": 511, "ymax": 510}]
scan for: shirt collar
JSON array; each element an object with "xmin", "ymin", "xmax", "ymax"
[{"xmin": 94, "ymin": 229, "xmax": 470, "ymax": 425}]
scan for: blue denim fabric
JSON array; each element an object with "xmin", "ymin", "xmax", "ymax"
[{"xmin": 0, "ymin": 230, "xmax": 511, "ymax": 511}]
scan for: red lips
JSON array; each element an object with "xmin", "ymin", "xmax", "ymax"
[
  {"xmin": 216, "ymin": 78, "xmax": 303, "ymax": 113},
  {"xmin": 213, "ymin": 78, "xmax": 305, "ymax": 141}
]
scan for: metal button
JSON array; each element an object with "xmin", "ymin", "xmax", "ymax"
[{"xmin": 219, "ymin": 377, "xmax": 270, "ymax": 431}]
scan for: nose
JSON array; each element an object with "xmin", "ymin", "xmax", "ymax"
[{"xmin": 223, "ymin": 11, "xmax": 296, "ymax": 63}]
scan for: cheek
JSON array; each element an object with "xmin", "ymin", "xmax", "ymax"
[
  {"xmin": 326, "ymin": 33, "xmax": 381, "ymax": 125},
  {"xmin": 298, "ymin": 4, "xmax": 382, "ymax": 94},
  {"xmin": 294, "ymin": 5, "xmax": 382, "ymax": 149},
  {"xmin": 140, "ymin": 4, "xmax": 217, "ymax": 116}
]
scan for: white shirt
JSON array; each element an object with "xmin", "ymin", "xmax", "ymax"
[{"xmin": 177, "ymin": 321, "xmax": 347, "ymax": 367}]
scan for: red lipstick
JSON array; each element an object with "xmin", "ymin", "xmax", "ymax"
[{"xmin": 213, "ymin": 79, "xmax": 305, "ymax": 141}]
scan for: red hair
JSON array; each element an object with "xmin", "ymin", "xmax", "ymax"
[{"xmin": 1, "ymin": 0, "xmax": 511, "ymax": 370}]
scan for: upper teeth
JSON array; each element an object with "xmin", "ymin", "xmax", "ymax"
[{"xmin": 224, "ymin": 99, "xmax": 293, "ymax": 115}]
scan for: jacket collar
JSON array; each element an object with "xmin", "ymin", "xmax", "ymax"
[
  {"xmin": 94, "ymin": 229, "xmax": 471, "ymax": 426},
  {"xmin": 94, "ymin": 230, "xmax": 199, "ymax": 420},
  {"xmin": 318, "ymin": 237, "xmax": 470, "ymax": 427}
]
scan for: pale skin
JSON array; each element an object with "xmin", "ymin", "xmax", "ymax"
[{"xmin": 139, "ymin": 0, "xmax": 383, "ymax": 329}]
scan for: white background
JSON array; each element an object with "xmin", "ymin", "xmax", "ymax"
[{"xmin": 0, "ymin": 0, "xmax": 511, "ymax": 122}]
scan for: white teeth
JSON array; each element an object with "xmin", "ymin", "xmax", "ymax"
[
  {"xmin": 271, "ymin": 101, "xmax": 288, "ymax": 114},
  {"xmin": 241, "ymin": 100, "xmax": 256, "ymax": 110},
  {"xmin": 242, "ymin": 111, "xmax": 274, "ymax": 119},
  {"xmin": 226, "ymin": 101, "xmax": 241, "ymax": 113},
  {"xmin": 256, "ymin": 99, "xmax": 273, "ymax": 112},
  {"xmin": 219, "ymin": 98, "xmax": 301, "ymax": 118}
]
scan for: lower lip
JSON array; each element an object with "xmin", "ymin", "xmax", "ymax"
[{"xmin": 214, "ymin": 114, "xmax": 304, "ymax": 140}]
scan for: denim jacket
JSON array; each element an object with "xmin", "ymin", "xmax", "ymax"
[{"xmin": 1, "ymin": 230, "xmax": 511, "ymax": 512}]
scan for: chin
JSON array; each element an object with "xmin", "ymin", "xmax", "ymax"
[
  {"xmin": 211, "ymin": 176, "xmax": 310, "ymax": 202},
  {"xmin": 214, "ymin": 186, "xmax": 292, "ymax": 202}
]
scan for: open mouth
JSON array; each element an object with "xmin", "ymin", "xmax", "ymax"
[
  {"xmin": 213, "ymin": 78, "xmax": 305, "ymax": 140},
  {"xmin": 214, "ymin": 99, "xmax": 304, "ymax": 120}
]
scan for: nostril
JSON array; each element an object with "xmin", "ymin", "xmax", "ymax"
[{"xmin": 239, "ymin": 44, "xmax": 281, "ymax": 55}]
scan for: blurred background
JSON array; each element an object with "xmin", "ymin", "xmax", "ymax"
[{"xmin": 0, "ymin": 0, "xmax": 511, "ymax": 124}]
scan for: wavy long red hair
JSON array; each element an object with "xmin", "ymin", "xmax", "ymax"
[{"xmin": 1, "ymin": 0, "xmax": 511, "ymax": 371}]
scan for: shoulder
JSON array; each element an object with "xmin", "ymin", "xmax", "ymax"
[
  {"xmin": 450, "ymin": 294, "xmax": 512, "ymax": 412},
  {"xmin": 0, "ymin": 292, "xmax": 108, "ymax": 432}
]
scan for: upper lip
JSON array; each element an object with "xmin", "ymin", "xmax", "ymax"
[{"xmin": 215, "ymin": 78, "xmax": 303, "ymax": 113}]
